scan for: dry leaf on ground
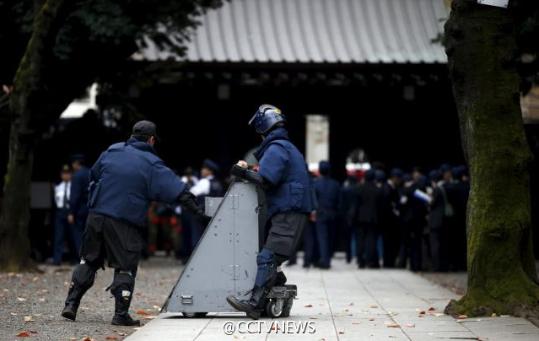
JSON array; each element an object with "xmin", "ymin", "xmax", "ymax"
[{"xmin": 16, "ymin": 331, "xmax": 31, "ymax": 337}]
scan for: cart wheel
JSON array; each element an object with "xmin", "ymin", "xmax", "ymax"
[
  {"xmin": 282, "ymin": 297, "xmax": 294, "ymax": 317},
  {"xmin": 183, "ymin": 312, "xmax": 207, "ymax": 318},
  {"xmin": 265, "ymin": 299, "xmax": 283, "ymax": 318}
]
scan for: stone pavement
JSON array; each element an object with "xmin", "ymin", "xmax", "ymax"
[{"xmin": 125, "ymin": 259, "xmax": 539, "ymax": 341}]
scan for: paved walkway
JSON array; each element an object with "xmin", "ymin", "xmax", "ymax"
[{"xmin": 125, "ymin": 259, "xmax": 539, "ymax": 341}]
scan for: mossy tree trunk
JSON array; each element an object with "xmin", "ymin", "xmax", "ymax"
[
  {"xmin": 444, "ymin": 0, "xmax": 539, "ymax": 316},
  {"xmin": 0, "ymin": 0, "xmax": 68, "ymax": 272}
]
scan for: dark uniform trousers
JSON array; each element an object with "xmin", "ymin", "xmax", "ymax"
[
  {"xmin": 70, "ymin": 213, "xmax": 143, "ymax": 305},
  {"xmin": 255, "ymin": 212, "xmax": 307, "ymax": 288}
]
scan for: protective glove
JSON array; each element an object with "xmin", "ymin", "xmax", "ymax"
[
  {"xmin": 230, "ymin": 164, "xmax": 267, "ymax": 188},
  {"xmin": 177, "ymin": 191, "xmax": 211, "ymax": 223}
]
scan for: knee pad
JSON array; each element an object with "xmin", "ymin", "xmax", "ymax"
[
  {"xmin": 109, "ymin": 270, "xmax": 135, "ymax": 301},
  {"xmin": 256, "ymin": 248, "xmax": 275, "ymax": 266},
  {"xmin": 71, "ymin": 261, "xmax": 97, "ymax": 290}
]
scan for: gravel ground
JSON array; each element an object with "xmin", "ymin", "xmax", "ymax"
[{"xmin": 0, "ymin": 257, "xmax": 182, "ymax": 341}]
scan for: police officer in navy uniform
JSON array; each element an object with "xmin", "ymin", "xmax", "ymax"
[
  {"xmin": 312, "ymin": 161, "xmax": 341, "ymax": 269},
  {"xmin": 67, "ymin": 154, "xmax": 90, "ymax": 255},
  {"xmin": 189, "ymin": 159, "xmax": 224, "ymax": 248},
  {"xmin": 61, "ymin": 120, "xmax": 208, "ymax": 326},
  {"xmin": 226, "ymin": 104, "xmax": 313, "ymax": 319}
]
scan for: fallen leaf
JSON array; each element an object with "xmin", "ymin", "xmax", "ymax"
[
  {"xmin": 136, "ymin": 309, "xmax": 149, "ymax": 315},
  {"xmin": 385, "ymin": 322, "xmax": 400, "ymax": 328},
  {"xmin": 418, "ymin": 310, "xmax": 426, "ymax": 315},
  {"xmin": 80, "ymin": 337, "xmax": 94, "ymax": 341},
  {"xmin": 11, "ymin": 312, "xmax": 17, "ymax": 316},
  {"xmin": 338, "ymin": 331, "xmax": 344, "ymax": 334},
  {"xmin": 105, "ymin": 337, "xmax": 118, "ymax": 340},
  {"xmin": 304, "ymin": 304, "xmax": 313, "ymax": 308},
  {"xmin": 428, "ymin": 307, "xmax": 435, "ymax": 311},
  {"xmin": 16, "ymin": 331, "xmax": 31, "ymax": 337},
  {"xmin": 17, "ymin": 297, "xmax": 27, "ymax": 302},
  {"xmin": 368, "ymin": 318, "xmax": 375, "ymax": 321},
  {"xmin": 24, "ymin": 316, "xmax": 33, "ymax": 322}
]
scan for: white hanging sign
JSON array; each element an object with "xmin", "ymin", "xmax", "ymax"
[{"xmin": 477, "ymin": 0, "xmax": 509, "ymax": 8}]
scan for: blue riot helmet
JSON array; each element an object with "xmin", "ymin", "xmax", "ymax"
[{"xmin": 248, "ymin": 104, "xmax": 286, "ymax": 135}]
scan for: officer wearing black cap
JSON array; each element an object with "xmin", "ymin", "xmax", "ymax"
[
  {"xmin": 189, "ymin": 158, "xmax": 223, "ymax": 247},
  {"xmin": 61, "ymin": 120, "xmax": 208, "ymax": 326}
]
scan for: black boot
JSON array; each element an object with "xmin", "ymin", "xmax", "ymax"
[
  {"xmin": 274, "ymin": 271, "xmax": 287, "ymax": 286},
  {"xmin": 61, "ymin": 283, "xmax": 86, "ymax": 321},
  {"xmin": 111, "ymin": 293, "xmax": 140, "ymax": 326},
  {"xmin": 226, "ymin": 286, "xmax": 266, "ymax": 320},
  {"xmin": 61, "ymin": 263, "xmax": 96, "ymax": 321}
]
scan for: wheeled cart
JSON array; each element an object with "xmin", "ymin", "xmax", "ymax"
[{"xmin": 161, "ymin": 181, "xmax": 297, "ymax": 318}]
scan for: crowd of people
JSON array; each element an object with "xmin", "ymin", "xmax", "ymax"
[
  {"xmin": 295, "ymin": 161, "xmax": 469, "ymax": 272},
  {"xmin": 50, "ymin": 155, "xmax": 469, "ymax": 273}
]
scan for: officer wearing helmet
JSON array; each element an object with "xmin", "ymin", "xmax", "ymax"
[
  {"xmin": 227, "ymin": 105, "xmax": 314, "ymax": 319},
  {"xmin": 61, "ymin": 120, "xmax": 208, "ymax": 326}
]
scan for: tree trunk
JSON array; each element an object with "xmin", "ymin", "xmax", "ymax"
[
  {"xmin": 444, "ymin": 0, "xmax": 539, "ymax": 317},
  {"xmin": 0, "ymin": 0, "xmax": 68, "ymax": 272}
]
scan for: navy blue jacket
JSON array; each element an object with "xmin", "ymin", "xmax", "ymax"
[
  {"xmin": 254, "ymin": 128, "xmax": 314, "ymax": 217},
  {"xmin": 314, "ymin": 176, "xmax": 341, "ymax": 218},
  {"xmin": 69, "ymin": 166, "xmax": 90, "ymax": 221},
  {"xmin": 88, "ymin": 138, "xmax": 186, "ymax": 227}
]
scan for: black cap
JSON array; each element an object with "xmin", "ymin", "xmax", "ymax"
[
  {"xmin": 132, "ymin": 120, "xmax": 158, "ymax": 139},
  {"xmin": 70, "ymin": 153, "xmax": 86, "ymax": 163},
  {"xmin": 202, "ymin": 159, "xmax": 220, "ymax": 173}
]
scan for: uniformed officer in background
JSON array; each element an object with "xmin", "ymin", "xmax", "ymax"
[
  {"xmin": 312, "ymin": 161, "xmax": 341, "ymax": 269},
  {"xmin": 226, "ymin": 104, "xmax": 314, "ymax": 319},
  {"xmin": 67, "ymin": 154, "xmax": 90, "ymax": 256},
  {"xmin": 61, "ymin": 120, "xmax": 208, "ymax": 326},
  {"xmin": 189, "ymin": 159, "xmax": 224, "ymax": 248},
  {"xmin": 52, "ymin": 165, "xmax": 73, "ymax": 265}
]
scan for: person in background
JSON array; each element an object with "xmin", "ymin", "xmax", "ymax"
[
  {"xmin": 354, "ymin": 169, "xmax": 383, "ymax": 268},
  {"xmin": 427, "ymin": 169, "xmax": 448, "ymax": 272},
  {"xmin": 302, "ymin": 172, "xmax": 319, "ymax": 268},
  {"xmin": 52, "ymin": 165, "xmax": 73, "ymax": 265},
  {"xmin": 178, "ymin": 166, "xmax": 198, "ymax": 262},
  {"xmin": 181, "ymin": 166, "xmax": 199, "ymax": 188},
  {"xmin": 67, "ymin": 154, "xmax": 90, "ymax": 257},
  {"xmin": 189, "ymin": 159, "xmax": 224, "ymax": 248},
  {"xmin": 397, "ymin": 171, "xmax": 428, "ymax": 271},
  {"xmin": 340, "ymin": 175, "xmax": 358, "ymax": 264},
  {"xmin": 449, "ymin": 165, "xmax": 469, "ymax": 271},
  {"xmin": 312, "ymin": 161, "xmax": 341, "ymax": 269},
  {"xmin": 381, "ymin": 168, "xmax": 403, "ymax": 268}
]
